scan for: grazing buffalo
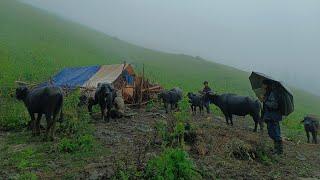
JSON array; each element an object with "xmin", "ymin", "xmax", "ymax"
[
  {"xmin": 187, "ymin": 92, "xmax": 204, "ymax": 115},
  {"xmin": 301, "ymin": 116, "xmax": 319, "ymax": 144},
  {"xmin": 16, "ymin": 86, "xmax": 63, "ymax": 140},
  {"xmin": 158, "ymin": 87, "xmax": 183, "ymax": 113},
  {"xmin": 206, "ymin": 93, "xmax": 263, "ymax": 132},
  {"xmin": 88, "ymin": 83, "xmax": 116, "ymax": 121}
]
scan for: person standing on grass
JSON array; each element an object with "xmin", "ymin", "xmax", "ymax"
[
  {"xmin": 262, "ymin": 79, "xmax": 283, "ymax": 155},
  {"xmin": 202, "ymin": 81, "xmax": 212, "ymax": 114}
]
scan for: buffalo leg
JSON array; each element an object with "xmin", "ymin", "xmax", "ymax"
[
  {"xmin": 259, "ymin": 120, "xmax": 264, "ymax": 131},
  {"xmin": 169, "ymin": 103, "xmax": 173, "ymax": 112},
  {"xmin": 88, "ymin": 104, "xmax": 93, "ymax": 116},
  {"xmin": 164, "ymin": 103, "xmax": 168, "ymax": 113},
  {"xmin": 252, "ymin": 115, "xmax": 258, "ymax": 132},
  {"xmin": 29, "ymin": 112, "xmax": 36, "ymax": 136},
  {"xmin": 306, "ymin": 131, "xmax": 310, "ymax": 143},
  {"xmin": 229, "ymin": 115, "xmax": 233, "ymax": 126},
  {"xmin": 224, "ymin": 114, "xmax": 229, "ymax": 125},
  {"xmin": 51, "ymin": 114, "xmax": 58, "ymax": 140},
  {"xmin": 88, "ymin": 98, "xmax": 97, "ymax": 116},
  {"xmin": 45, "ymin": 114, "xmax": 54, "ymax": 141},
  {"xmin": 253, "ymin": 122, "xmax": 258, "ymax": 132},
  {"xmin": 100, "ymin": 105, "xmax": 106, "ymax": 121},
  {"xmin": 106, "ymin": 107, "xmax": 111, "ymax": 122},
  {"xmin": 254, "ymin": 114, "xmax": 263, "ymax": 132},
  {"xmin": 312, "ymin": 131, "xmax": 317, "ymax": 144},
  {"xmin": 35, "ymin": 113, "xmax": 42, "ymax": 136},
  {"xmin": 171, "ymin": 103, "xmax": 176, "ymax": 111},
  {"xmin": 252, "ymin": 114, "xmax": 259, "ymax": 132}
]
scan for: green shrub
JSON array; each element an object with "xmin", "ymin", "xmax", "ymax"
[
  {"xmin": 77, "ymin": 134, "xmax": 95, "ymax": 152},
  {"xmin": 57, "ymin": 137, "xmax": 78, "ymax": 153},
  {"xmin": 146, "ymin": 100, "xmax": 155, "ymax": 112},
  {"xmin": 154, "ymin": 120, "xmax": 170, "ymax": 146},
  {"xmin": 58, "ymin": 134, "xmax": 95, "ymax": 153},
  {"xmin": 112, "ymin": 159, "xmax": 143, "ymax": 180},
  {"xmin": 17, "ymin": 172, "xmax": 38, "ymax": 180},
  {"xmin": 11, "ymin": 147, "xmax": 42, "ymax": 170},
  {"xmin": 144, "ymin": 148, "xmax": 201, "ymax": 180}
]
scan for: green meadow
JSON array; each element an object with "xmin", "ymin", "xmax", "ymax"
[{"xmin": 0, "ymin": 0, "xmax": 319, "ymax": 132}]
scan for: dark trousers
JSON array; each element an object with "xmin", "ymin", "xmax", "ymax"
[
  {"xmin": 204, "ymin": 101, "xmax": 210, "ymax": 113},
  {"xmin": 266, "ymin": 120, "xmax": 282, "ymax": 141}
]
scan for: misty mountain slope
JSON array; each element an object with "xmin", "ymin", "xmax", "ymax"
[{"xmin": 0, "ymin": 0, "xmax": 319, "ymax": 127}]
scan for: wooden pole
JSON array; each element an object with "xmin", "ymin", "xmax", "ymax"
[
  {"xmin": 121, "ymin": 61, "xmax": 127, "ymax": 97},
  {"xmin": 139, "ymin": 64, "xmax": 145, "ymax": 108}
]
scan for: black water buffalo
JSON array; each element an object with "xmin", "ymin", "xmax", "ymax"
[
  {"xmin": 187, "ymin": 92, "xmax": 204, "ymax": 115},
  {"xmin": 15, "ymin": 86, "xmax": 63, "ymax": 140},
  {"xmin": 206, "ymin": 93, "xmax": 263, "ymax": 132},
  {"xmin": 301, "ymin": 116, "xmax": 319, "ymax": 144},
  {"xmin": 88, "ymin": 83, "xmax": 116, "ymax": 121},
  {"xmin": 158, "ymin": 87, "xmax": 183, "ymax": 113}
]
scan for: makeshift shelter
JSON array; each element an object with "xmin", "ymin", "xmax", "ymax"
[{"xmin": 41, "ymin": 63, "xmax": 162, "ymax": 105}]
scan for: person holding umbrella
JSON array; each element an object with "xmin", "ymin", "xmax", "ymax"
[
  {"xmin": 249, "ymin": 71, "xmax": 294, "ymax": 155},
  {"xmin": 262, "ymin": 79, "xmax": 283, "ymax": 155}
]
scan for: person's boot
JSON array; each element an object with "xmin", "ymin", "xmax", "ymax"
[
  {"xmin": 277, "ymin": 140, "xmax": 283, "ymax": 155},
  {"xmin": 272, "ymin": 140, "xmax": 283, "ymax": 155}
]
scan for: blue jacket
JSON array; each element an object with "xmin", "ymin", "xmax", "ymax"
[{"xmin": 263, "ymin": 91, "xmax": 282, "ymax": 122}]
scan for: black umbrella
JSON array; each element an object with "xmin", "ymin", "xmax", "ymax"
[{"xmin": 249, "ymin": 71, "xmax": 294, "ymax": 116}]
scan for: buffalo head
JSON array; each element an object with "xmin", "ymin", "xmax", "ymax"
[{"xmin": 15, "ymin": 86, "xmax": 29, "ymax": 100}]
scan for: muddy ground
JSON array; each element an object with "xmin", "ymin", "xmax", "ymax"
[
  {"xmin": 1, "ymin": 108, "xmax": 319, "ymax": 179},
  {"xmin": 78, "ymin": 109, "xmax": 320, "ymax": 179}
]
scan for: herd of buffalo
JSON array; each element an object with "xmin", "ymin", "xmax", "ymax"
[{"xmin": 15, "ymin": 84, "xmax": 318, "ymax": 143}]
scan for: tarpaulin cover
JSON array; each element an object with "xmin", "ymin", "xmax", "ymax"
[
  {"xmin": 83, "ymin": 64, "xmax": 128, "ymax": 88},
  {"xmin": 51, "ymin": 65, "xmax": 100, "ymax": 88},
  {"xmin": 42, "ymin": 64, "xmax": 135, "ymax": 89}
]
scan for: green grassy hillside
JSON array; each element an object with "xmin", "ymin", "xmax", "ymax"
[{"xmin": 0, "ymin": 0, "xmax": 319, "ymax": 130}]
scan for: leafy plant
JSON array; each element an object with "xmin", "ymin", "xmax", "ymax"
[
  {"xmin": 58, "ymin": 134, "xmax": 94, "ymax": 153},
  {"xmin": 146, "ymin": 100, "xmax": 155, "ymax": 112},
  {"xmin": 10, "ymin": 147, "xmax": 42, "ymax": 170},
  {"xmin": 17, "ymin": 172, "xmax": 38, "ymax": 180},
  {"xmin": 144, "ymin": 148, "xmax": 201, "ymax": 180},
  {"xmin": 154, "ymin": 120, "xmax": 169, "ymax": 146}
]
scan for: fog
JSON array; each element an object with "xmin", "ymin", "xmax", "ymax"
[{"xmin": 22, "ymin": 0, "xmax": 320, "ymax": 95}]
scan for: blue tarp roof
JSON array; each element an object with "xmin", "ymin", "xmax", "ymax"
[
  {"xmin": 39, "ymin": 65, "xmax": 100, "ymax": 88},
  {"xmin": 39, "ymin": 64, "xmax": 135, "ymax": 89},
  {"xmin": 52, "ymin": 65, "xmax": 100, "ymax": 88}
]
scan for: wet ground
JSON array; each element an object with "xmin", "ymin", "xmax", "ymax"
[{"xmin": 83, "ymin": 109, "xmax": 320, "ymax": 179}]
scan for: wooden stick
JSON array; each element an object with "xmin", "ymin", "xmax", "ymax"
[{"xmin": 15, "ymin": 80, "xmax": 37, "ymax": 86}]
